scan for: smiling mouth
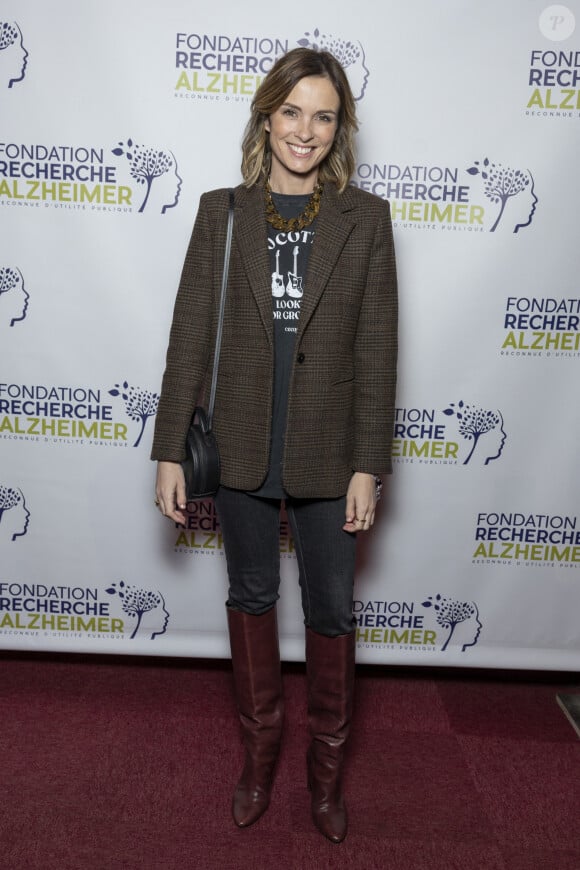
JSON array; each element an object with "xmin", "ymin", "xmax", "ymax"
[{"xmin": 287, "ymin": 144, "xmax": 314, "ymax": 156}]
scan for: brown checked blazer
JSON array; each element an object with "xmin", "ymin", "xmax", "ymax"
[{"xmin": 151, "ymin": 181, "xmax": 398, "ymax": 498}]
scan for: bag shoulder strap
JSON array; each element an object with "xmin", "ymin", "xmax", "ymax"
[{"xmin": 207, "ymin": 188, "xmax": 234, "ymax": 426}]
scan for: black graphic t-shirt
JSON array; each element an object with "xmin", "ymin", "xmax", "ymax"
[{"xmin": 253, "ymin": 192, "xmax": 316, "ymax": 498}]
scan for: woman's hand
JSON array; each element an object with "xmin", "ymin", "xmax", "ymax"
[
  {"xmin": 155, "ymin": 461, "xmax": 187, "ymax": 524},
  {"xmin": 343, "ymin": 472, "xmax": 378, "ymax": 533}
]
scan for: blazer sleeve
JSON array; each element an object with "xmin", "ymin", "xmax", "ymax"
[
  {"xmin": 352, "ymin": 200, "xmax": 398, "ymax": 475},
  {"xmin": 150, "ymin": 193, "xmax": 216, "ymax": 462}
]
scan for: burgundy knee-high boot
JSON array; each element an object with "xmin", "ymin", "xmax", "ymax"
[
  {"xmin": 306, "ymin": 627, "xmax": 356, "ymax": 844},
  {"xmin": 227, "ymin": 607, "xmax": 283, "ymax": 827}
]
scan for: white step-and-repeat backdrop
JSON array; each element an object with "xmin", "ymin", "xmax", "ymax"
[{"xmin": 2, "ymin": 1, "xmax": 579, "ymax": 668}]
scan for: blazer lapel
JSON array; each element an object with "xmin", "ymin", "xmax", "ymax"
[
  {"xmin": 234, "ymin": 184, "xmax": 273, "ymax": 346},
  {"xmin": 298, "ymin": 184, "xmax": 355, "ymax": 337}
]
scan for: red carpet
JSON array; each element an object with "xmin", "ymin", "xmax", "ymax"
[{"xmin": 1, "ymin": 653, "xmax": 579, "ymax": 870}]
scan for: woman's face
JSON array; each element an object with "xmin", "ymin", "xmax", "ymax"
[{"xmin": 265, "ymin": 75, "xmax": 340, "ymax": 194}]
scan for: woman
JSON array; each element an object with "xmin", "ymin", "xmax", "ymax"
[{"xmin": 152, "ymin": 47, "xmax": 398, "ymax": 844}]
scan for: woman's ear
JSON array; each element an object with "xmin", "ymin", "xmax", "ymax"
[{"xmin": 264, "ymin": 117, "xmax": 270, "ymax": 133}]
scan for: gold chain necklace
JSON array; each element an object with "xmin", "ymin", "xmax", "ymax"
[{"xmin": 264, "ymin": 179, "xmax": 323, "ymax": 231}]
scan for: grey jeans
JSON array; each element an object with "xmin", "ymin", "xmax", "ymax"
[{"xmin": 214, "ymin": 487, "xmax": 357, "ymax": 637}]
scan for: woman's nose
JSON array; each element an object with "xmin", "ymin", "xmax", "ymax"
[{"xmin": 296, "ymin": 118, "xmax": 313, "ymax": 141}]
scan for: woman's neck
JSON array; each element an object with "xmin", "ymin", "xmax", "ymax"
[{"xmin": 268, "ymin": 170, "xmax": 319, "ymax": 196}]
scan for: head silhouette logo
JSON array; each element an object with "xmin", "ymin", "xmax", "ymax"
[
  {"xmin": 106, "ymin": 581, "xmax": 170, "ymax": 640},
  {"xmin": 0, "ymin": 21, "xmax": 27, "ymax": 88},
  {"xmin": 422, "ymin": 594, "xmax": 482, "ymax": 652},
  {"xmin": 443, "ymin": 400, "xmax": 507, "ymax": 465},
  {"xmin": 108, "ymin": 381, "xmax": 159, "ymax": 447},
  {"xmin": 0, "ymin": 267, "xmax": 28, "ymax": 327},
  {"xmin": 0, "ymin": 485, "xmax": 30, "ymax": 542},
  {"xmin": 112, "ymin": 140, "xmax": 182, "ymax": 213},
  {"xmin": 466, "ymin": 158, "xmax": 538, "ymax": 232},
  {"xmin": 297, "ymin": 29, "xmax": 369, "ymax": 101}
]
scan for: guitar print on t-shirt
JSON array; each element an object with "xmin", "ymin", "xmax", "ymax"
[
  {"xmin": 271, "ymin": 249, "xmax": 284, "ymax": 297},
  {"xmin": 269, "ymin": 228, "xmax": 314, "ymax": 333},
  {"xmin": 286, "ymin": 246, "xmax": 303, "ymax": 299}
]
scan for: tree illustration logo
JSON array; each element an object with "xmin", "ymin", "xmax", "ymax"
[
  {"xmin": 466, "ymin": 157, "xmax": 538, "ymax": 233},
  {"xmin": 0, "ymin": 485, "xmax": 30, "ymax": 542},
  {"xmin": 106, "ymin": 581, "xmax": 170, "ymax": 640},
  {"xmin": 112, "ymin": 139, "xmax": 182, "ymax": 213},
  {"xmin": 443, "ymin": 400, "xmax": 507, "ymax": 466},
  {"xmin": 0, "ymin": 266, "xmax": 29, "ymax": 327},
  {"xmin": 422, "ymin": 594, "xmax": 482, "ymax": 652},
  {"xmin": 108, "ymin": 381, "xmax": 159, "ymax": 447},
  {"xmin": 297, "ymin": 28, "xmax": 369, "ymax": 101},
  {"xmin": 0, "ymin": 21, "xmax": 28, "ymax": 88}
]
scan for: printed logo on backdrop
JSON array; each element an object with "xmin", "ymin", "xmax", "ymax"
[
  {"xmin": 174, "ymin": 27, "xmax": 368, "ymax": 103},
  {"xmin": 174, "ymin": 500, "xmax": 224, "ymax": 555},
  {"xmin": 111, "ymin": 140, "xmax": 182, "ymax": 214},
  {"xmin": 466, "ymin": 158, "xmax": 537, "ymax": 233},
  {"xmin": 175, "ymin": 31, "xmax": 288, "ymax": 101},
  {"xmin": 0, "ymin": 381, "xmax": 158, "ymax": 448},
  {"xmin": 392, "ymin": 402, "xmax": 507, "ymax": 466},
  {"xmin": 106, "ymin": 581, "xmax": 170, "ymax": 640},
  {"xmin": 0, "ymin": 21, "xmax": 28, "ymax": 88},
  {"xmin": 108, "ymin": 381, "xmax": 160, "ymax": 447},
  {"xmin": 443, "ymin": 401, "xmax": 507, "ymax": 466},
  {"xmin": 526, "ymin": 5, "xmax": 579, "ymax": 119},
  {"xmin": 0, "ymin": 141, "xmax": 182, "ymax": 214},
  {"xmin": 0, "ymin": 485, "xmax": 30, "ymax": 542},
  {"xmin": 353, "ymin": 157, "xmax": 538, "ymax": 234},
  {"xmin": 297, "ymin": 29, "xmax": 369, "ymax": 101},
  {"xmin": 0, "ymin": 582, "xmax": 171, "ymax": 641},
  {"xmin": 354, "ymin": 596, "xmax": 482, "ymax": 653},
  {"xmin": 473, "ymin": 511, "xmax": 580, "ymax": 569},
  {"xmin": 0, "ymin": 267, "xmax": 28, "ymax": 327},
  {"xmin": 174, "ymin": 499, "xmax": 295, "ymax": 558},
  {"xmin": 499, "ymin": 294, "xmax": 580, "ymax": 358}
]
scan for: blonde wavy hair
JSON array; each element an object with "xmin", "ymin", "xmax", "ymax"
[{"xmin": 241, "ymin": 48, "xmax": 358, "ymax": 193}]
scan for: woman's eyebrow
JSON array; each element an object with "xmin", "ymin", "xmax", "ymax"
[{"xmin": 281, "ymin": 101, "xmax": 337, "ymax": 114}]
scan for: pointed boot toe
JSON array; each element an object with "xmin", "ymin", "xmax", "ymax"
[
  {"xmin": 311, "ymin": 801, "xmax": 348, "ymax": 843},
  {"xmin": 232, "ymin": 782, "xmax": 271, "ymax": 827}
]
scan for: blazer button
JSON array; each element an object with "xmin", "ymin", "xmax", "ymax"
[{"xmin": 297, "ymin": 352, "xmax": 305, "ymax": 364}]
